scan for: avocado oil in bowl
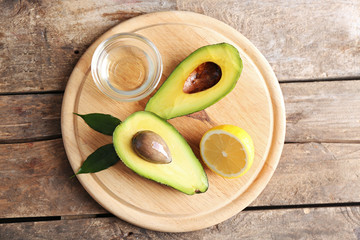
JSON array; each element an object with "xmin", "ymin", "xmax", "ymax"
[{"xmin": 91, "ymin": 33, "xmax": 163, "ymax": 102}]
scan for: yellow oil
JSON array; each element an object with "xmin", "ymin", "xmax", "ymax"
[{"xmin": 100, "ymin": 46, "xmax": 150, "ymax": 91}]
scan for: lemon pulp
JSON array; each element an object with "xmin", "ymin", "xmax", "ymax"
[{"xmin": 200, "ymin": 125, "xmax": 254, "ymax": 178}]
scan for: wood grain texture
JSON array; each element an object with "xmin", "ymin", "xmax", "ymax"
[
  {"xmin": 0, "ymin": 94, "xmax": 62, "ymax": 143},
  {"xmin": 1, "ymin": 0, "xmax": 359, "ymax": 237},
  {"xmin": 177, "ymin": 0, "xmax": 360, "ymax": 81},
  {"xmin": 0, "ymin": 0, "xmax": 176, "ymax": 93},
  {"xmin": 61, "ymin": 11, "xmax": 285, "ymax": 232},
  {"xmin": 1, "ymin": 207, "xmax": 360, "ymax": 239},
  {"xmin": 2, "ymin": 139, "xmax": 359, "ymax": 218},
  {"xmin": 252, "ymin": 142, "xmax": 360, "ymax": 206},
  {"xmin": 283, "ymin": 80, "xmax": 360, "ymax": 142},
  {"xmin": 2, "ymin": 80, "xmax": 360, "ymax": 143},
  {"xmin": 0, "ymin": 139, "xmax": 106, "ymax": 218},
  {"xmin": 1, "ymin": 0, "xmax": 359, "ymax": 93}
]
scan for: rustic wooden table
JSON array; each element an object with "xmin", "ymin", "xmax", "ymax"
[{"xmin": 1, "ymin": 1, "xmax": 359, "ymax": 239}]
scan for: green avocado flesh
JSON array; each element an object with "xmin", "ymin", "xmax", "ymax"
[
  {"xmin": 145, "ymin": 43, "xmax": 243, "ymax": 119},
  {"xmin": 113, "ymin": 111, "xmax": 208, "ymax": 195}
]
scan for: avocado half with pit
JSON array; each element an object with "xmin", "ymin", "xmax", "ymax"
[
  {"xmin": 145, "ymin": 43, "xmax": 243, "ymax": 119},
  {"xmin": 113, "ymin": 111, "xmax": 208, "ymax": 195}
]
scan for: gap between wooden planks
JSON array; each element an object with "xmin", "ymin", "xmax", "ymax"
[{"xmin": 1, "ymin": 207, "xmax": 360, "ymax": 239}]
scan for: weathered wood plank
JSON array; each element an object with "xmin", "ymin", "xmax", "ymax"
[
  {"xmin": 1, "ymin": 0, "xmax": 359, "ymax": 93},
  {"xmin": 1, "ymin": 207, "xmax": 360, "ymax": 239},
  {"xmin": 0, "ymin": 139, "xmax": 106, "ymax": 218},
  {"xmin": 2, "ymin": 80, "xmax": 359, "ymax": 143},
  {"xmin": 1, "ymin": 139, "xmax": 359, "ymax": 218},
  {"xmin": 283, "ymin": 80, "xmax": 360, "ymax": 142},
  {"xmin": 252, "ymin": 142, "xmax": 360, "ymax": 206},
  {"xmin": 177, "ymin": 0, "xmax": 360, "ymax": 81},
  {"xmin": 0, "ymin": 94, "xmax": 62, "ymax": 143},
  {"xmin": 0, "ymin": 0, "xmax": 176, "ymax": 93}
]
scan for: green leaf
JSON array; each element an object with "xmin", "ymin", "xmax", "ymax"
[
  {"xmin": 74, "ymin": 144, "xmax": 120, "ymax": 175},
  {"xmin": 74, "ymin": 113, "xmax": 121, "ymax": 135}
]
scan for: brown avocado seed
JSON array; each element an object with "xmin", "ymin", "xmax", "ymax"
[
  {"xmin": 132, "ymin": 130, "xmax": 172, "ymax": 164},
  {"xmin": 183, "ymin": 62, "xmax": 222, "ymax": 94}
]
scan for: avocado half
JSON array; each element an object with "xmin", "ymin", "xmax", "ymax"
[
  {"xmin": 145, "ymin": 43, "xmax": 243, "ymax": 119},
  {"xmin": 113, "ymin": 111, "xmax": 208, "ymax": 195}
]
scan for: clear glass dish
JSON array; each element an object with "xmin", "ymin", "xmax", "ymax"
[{"xmin": 91, "ymin": 33, "xmax": 163, "ymax": 102}]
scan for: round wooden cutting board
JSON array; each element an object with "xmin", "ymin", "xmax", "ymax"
[{"xmin": 61, "ymin": 11, "xmax": 285, "ymax": 232}]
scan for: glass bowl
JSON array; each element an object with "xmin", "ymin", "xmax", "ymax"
[{"xmin": 91, "ymin": 33, "xmax": 163, "ymax": 102}]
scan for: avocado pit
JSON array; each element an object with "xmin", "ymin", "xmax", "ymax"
[
  {"xmin": 183, "ymin": 62, "xmax": 222, "ymax": 94},
  {"xmin": 132, "ymin": 130, "xmax": 172, "ymax": 164}
]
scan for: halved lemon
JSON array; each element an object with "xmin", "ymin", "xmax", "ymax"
[{"xmin": 200, "ymin": 125, "xmax": 254, "ymax": 178}]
